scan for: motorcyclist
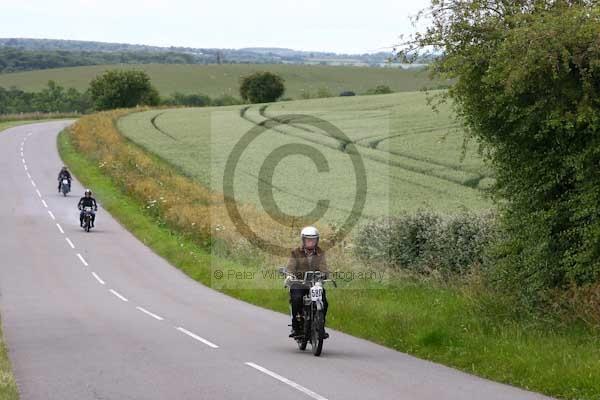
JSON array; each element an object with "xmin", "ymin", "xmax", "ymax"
[
  {"xmin": 57, "ymin": 166, "xmax": 72, "ymax": 192},
  {"xmin": 286, "ymin": 226, "xmax": 329, "ymax": 338},
  {"xmin": 78, "ymin": 189, "xmax": 98, "ymax": 227}
]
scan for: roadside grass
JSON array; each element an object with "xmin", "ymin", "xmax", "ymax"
[
  {"xmin": 59, "ymin": 114, "xmax": 600, "ymax": 400},
  {"xmin": 0, "ymin": 313, "xmax": 18, "ymax": 400}
]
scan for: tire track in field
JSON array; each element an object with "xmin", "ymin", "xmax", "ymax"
[
  {"xmin": 260, "ymin": 105, "xmax": 486, "ymax": 178},
  {"xmin": 241, "ymin": 105, "xmax": 486, "ymax": 189},
  {"xmin": 239, "ymin": 107, "xmax": 459, "ymax": 196},
  {"xmin": 150, "ymin": 112, "xmax": 180, "ymax": 142}
]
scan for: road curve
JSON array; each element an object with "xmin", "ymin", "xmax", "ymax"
[{"xmin": 0, "ymin": 121, "xmax": 552, "ymax": 400}]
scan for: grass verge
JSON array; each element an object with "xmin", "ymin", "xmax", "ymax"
[
  {"xmin": 58, "ymin": 115, "xmax": 600, "ymax": 400},
  {"xmin": 0, "ymin": 314, "xmax": 18, "ymax": 400}
]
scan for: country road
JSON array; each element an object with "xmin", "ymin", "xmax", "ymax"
[{"xmin": 0, "ymin": 121, "xmax": 552, "ymax": 400}]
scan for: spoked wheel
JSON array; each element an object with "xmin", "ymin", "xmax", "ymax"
[
  {"xmin": 297, "ymin": 317, "xmax": 308, "ymax": 350},
  {"xmin": 311, "ymin": 311, "xmax": 324, "ymax": 356}
]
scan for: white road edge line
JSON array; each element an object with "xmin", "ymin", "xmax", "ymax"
[
  {"xmin": 76, "ymin": 253, "xmax": 88, "ymax": 266},
  {"xmin": 35, "ymin": 189, "xmax": 42, "ymax": 198},
  {"xmin": 22, "ymin": 158, "xmax": 25, "ymax": 164},
  {"xmin": 109, "ymin": 289, "xmax": 128, "ymax": 302},
  {"xmin": 47, "ymin": 210, "xmax": 55, "ymax": 220},
  {"xmin": 20, "ymin": 151, "xmax": 23, "ymax": 157},
  {"xmin": 65, "ymin": 237, "xmax": 75, "ymax": 249},
  {"xmin": 31, "ymin": 180, "xmax": 36, "ymax": 187},
  {"xmin": 136, "ymin": 306, "xmax": 164, "ymax": 321},
  {"xmin": 26, "ymin": 172, "xmax": 31, "ymax": 179},
  {"xmin": 91, "ymin": 272, "xmax": 105, "ymax": 285},
  {"xmin": 56, "ymin": 223, "xmax": 65, "ymax": 234},
  {"xmin": 244, "ymin": 362, "xmax": 328, "ymax": 400},
  {"xmin": 41, "ymin": 200, "xmax": 48, "ymax": 208},
  {"xmin": 24, "ymin": 165, "xmax": 28, "ymax": 171},
  {"xmin": 175, "ymin": 327, "xmax": 219, "ymax": 348}
]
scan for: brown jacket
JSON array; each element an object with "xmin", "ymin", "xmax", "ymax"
[{"xmin": 286, "ymin": 246, "xmax": 329, "ymax": 280}]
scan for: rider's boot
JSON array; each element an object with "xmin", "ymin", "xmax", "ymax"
[{"xmin": 289, "ymin": 318, "xmax": 301, "ymax": 337}]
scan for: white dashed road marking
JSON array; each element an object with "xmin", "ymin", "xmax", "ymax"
[
  {"xmin": 245, "ymin": 362, "xmax": 328, "ymax": 400},
  {"xmin": 175, "ymin": 327, "xmax": 219, "ymax": 349},
  {"xmin": 76, "ymin": 253, "xmax": 88, "ymax": 266},
  {"xmin": 92, "ymin": 272, "xmax": 105, "ymax": 285},
  {"xmin": 109, "ymin": 289, "xmax": 128, "ymax": 302},
  {"xmin": 136, "ymin": 306, "xmax": 164, "ymax": 321}
]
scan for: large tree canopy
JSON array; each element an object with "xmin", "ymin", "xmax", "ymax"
[
  {"xmin": 401, "ymin": 0, "xmax": 600, "ymax": 304},
  {"xmin": 89, "ymin": 69, "xmax": 160, "ymax": 110}
]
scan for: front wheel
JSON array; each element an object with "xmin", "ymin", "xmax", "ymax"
[
  {"xmin": 297, "ymin": 339, "xmax": 307, "ymax": 351},
  {"xmin": 311, "ymin": 310, "xmax": 324, "ymax": 356}
]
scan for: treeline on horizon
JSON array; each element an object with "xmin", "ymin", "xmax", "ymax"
[
  {"xmin": 0, "ymin": 80, "xmax": 245, "ymax": 114},
  {"xmin": 0, "ymin": 47, "xmax": 207, "ymax": 73}
]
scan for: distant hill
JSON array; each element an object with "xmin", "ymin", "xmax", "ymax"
[{"xmin": 0, "ymin": 38, "xmax": 429, "ymax": 73}]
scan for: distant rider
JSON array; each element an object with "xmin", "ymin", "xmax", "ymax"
[
  {"xmin": 286, "ymin": 226, "xmax": 329, "ymax": 338},
  {"xmin": 57, "ymin": 166, "xmax": 72, "ymax": 192},
  {"xmin": 78, "ymin": 189, "xmax": 98, "ymax": 227}
]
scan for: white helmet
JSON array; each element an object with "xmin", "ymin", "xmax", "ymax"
[{"xmin": 301, "ymin": 226, "xmax": 319, "ymax": 247}]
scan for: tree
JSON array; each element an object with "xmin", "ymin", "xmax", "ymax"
[
  {"xmin": 400, "ymin": 1, "xmax": 600, "ymax": 304},
  {"xmin": 89, "ymin": 69, "xmax": 160, "ymax": 110},
  {"xmin": 239, "ymin": 71, "xmax": 285, "ymax": 103}
]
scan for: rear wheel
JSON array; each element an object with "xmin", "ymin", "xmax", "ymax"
[
  {"xmin": 85, "ymin": 217, "xmax": 90, "ymax": 232},
  {"xmin": 311, "ymin": 310, "xmax": 324, "ymax": 356}
]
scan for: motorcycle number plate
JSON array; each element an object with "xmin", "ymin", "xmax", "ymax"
[
  {"xmin": 63, "ymin": 179, "xmax": 69, "ymax": 184},
  {"xmin": 310, "ymin": 286, "xmax": 323, "ymax": 301}
]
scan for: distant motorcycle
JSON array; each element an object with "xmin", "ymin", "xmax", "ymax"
[
  {"xmin": 280, "ymin": 267, "xmax": 336, "ymax": 356},
  {"xmin": 81, "ymin": 206, "xmax": 94, "ymax": 232},
  {"xmin": 60, "ymin": 178, "xmax": 71, "ymax": 196}
]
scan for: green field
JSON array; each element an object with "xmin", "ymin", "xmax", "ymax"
[
  {"xmin": 118, "ymin": 91, "xmax": 492, "ymax": 226},
  {"xmin": 0, "ymin": 64, "xmax": 439, "ymax": 99}
]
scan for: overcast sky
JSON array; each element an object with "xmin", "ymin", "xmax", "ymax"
[{"xmin": 0, "ymin": 0, "xmax": 431, "ymax": 54}]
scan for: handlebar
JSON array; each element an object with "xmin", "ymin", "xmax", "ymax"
[{"xmin": 279, "ymin": 267, "xmax": 337, "ymax": 288}]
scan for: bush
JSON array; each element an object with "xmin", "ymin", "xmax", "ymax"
[
  {"xmin": 365, "ymin": 85, "xmax": 393, "ymax": 95},
  {"xmin": 316, "ymin": 87, "xmax": 333, "ymax": 98},
  {"xmin": 356, "ymin": 210, "xmax": 496, "ymax": 277},
  {"xmin": 89, "ymin": 69, "xmax": 160, "ymax": 110},
  {"xmin": 239, "ymin": 71, "xmax": 285, "ymax": 103},
  {"xmin": 211, "ymin": 94, "xmax": 243, "ymax": 106},
  {"xmin": 163, "ymin": 92, "xmax": 212, "ymax": 107}
]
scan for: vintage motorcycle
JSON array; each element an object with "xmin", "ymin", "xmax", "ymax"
[
  {"xmin": 81, "ymin": 206, "xmax": 95, "ymax": 232},
  {"xmin": 280, "ymin": 267, "xmax": 336, "ymax": 356},
  {"xmin": 60, "ymin": 178, "xmax": 71, "ymax": 196}
]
